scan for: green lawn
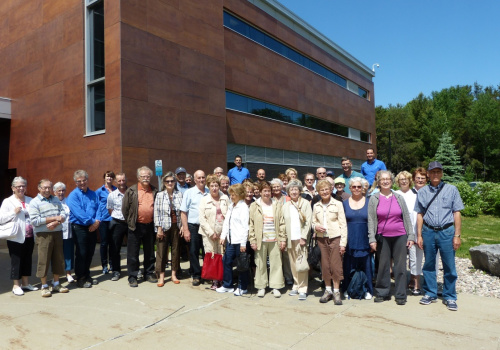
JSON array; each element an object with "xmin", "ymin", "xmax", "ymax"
[{"xmin": 458, "ymin": 215, "xmax": 500, "ymax": 259}]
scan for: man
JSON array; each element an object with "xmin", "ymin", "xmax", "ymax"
[
  {"xmin": 415, "ymin": 161, "xmax": 464, "ymax": 311},
  {"xmin": 213, "ymin": 167, "xmax": 224, "ymax": 178},
  {"xmin": 333, "ymin": 177, "xmax": 350, "ymax": 201},
  {"xmin": 67, "ymin": 170, "xmax": 100, "ymax": 288},
  {"xmin": 302, "ymin": 173, "xmax": 316, "ymax": 199},
  {"xmin": 107, "ymin": 173, "xmax": 128, "ymax": 282},
  {"xmin": 326, "ymin": 170, "xmax": 335, "ymax": 179},
  {"xmin": 122, "ymin": 166, "xmax": 158, "ymax": 287},
  {"xmin": 338, "ymin": 157, "xmax": 364, "ymax": 194},
  {"xmin": 180, "ymin": 170, "xmax": 209, "ymax": 286},
  {"xmin": 175, "ymin": 167, "xmax": 190, "ymax": 193},
  {"xmin": 29, "ymin": 179, "xmax": 69, "ymax": 297},
  {"xmin": 316, "ymin": 167, "xmax": 327, "ymax": 181},
  {"xmin": 361, "ymin": 148, "xmax": 386, "ymax": 186},
  {"xmin": 256, "ymin": 169, "xmax": 266, "ymax": 182},
  {"xmin": 227, "ymin": 155, "xmax": 250, "ymax": 185}
]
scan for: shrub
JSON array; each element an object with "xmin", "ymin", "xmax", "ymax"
[
  {"xmin": 453, "ymin": 182, "xmax": 482, "ymax": 217},
  {"xmin": 476, "ymin": 182, "xmax": 500, "ymax": 216}
]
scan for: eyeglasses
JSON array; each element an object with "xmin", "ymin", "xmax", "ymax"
[
  {"xmin": 14, "ymin": 185, "xmax": 26, "ymax": 189},
  {"xmin": 139, "ymin": 175, "xmax": 151, "ymax": 179},
  {"xmin": 351, "ymin": 185, "xmax": 362, "ymax": 189},
  {"xmin": 163, "ymin": 180, "xmax": 175, "ymax": 184},
  {"xmin": 76, "ymin": 179, "xmax": 88, "ymax": 184},
  {"xmin": 305, "ymin": 179, "xmax": 314, "ymax": 182}
]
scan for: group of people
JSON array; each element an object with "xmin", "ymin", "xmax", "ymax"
[{"xmin": 0, "ymin": 149, "xmax": 463, "ymax": 311}]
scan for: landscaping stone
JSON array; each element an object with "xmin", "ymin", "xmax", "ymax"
[{"xmin": 470, "ymin": 244, "xmax": 500, "ymax": 277}]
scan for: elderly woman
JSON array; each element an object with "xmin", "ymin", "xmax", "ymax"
[
  {"xmin": 271, "ymin": 178, "xmax": 287, "ymax": 205},
  {"xmin": 95, "ymin": 171, "xmax": 117, "ymax": 274},
  {"xmin": 243, "ymin": 180, "xmax": 255, "ymax": 206},
  {"xmin": 199, "ymin": 174, "xmax": 229, "ymax": 290},
  {"xmin": 285, "ymin": 168, "xmax": 298, "ymax": 181},
  {"xmin": 216, "ymin": 184, "xmax": 250, "ymax": 296},
  {"xmin": 368, "ymin": 170, "xmax": 415, "ymax": 305},
  {"xmin": 283, "ymin": 179, "xmax": 312, "ymax": 300},
  {"xmin": 249, "ymin": 181, "xmax": 286, "ymax": 298},
  {"xmin": 313, "ymin": 179, "xmax": 347, "ymax": 305},
  {"xmin": 53, "ymin": 182, "xmax": 75, "ymax": 283},
  {"xmin": 154, "ymin": 171, "xmax": 183, "ymax": 286},
  {"xmin": 342, "ymin": 177, "xmax": 374, "ymax": 299},
  {"xmin": 220, "ymin": 175, "xmax": 230, "ymax": 196},
  {"xmin": 278, "ymin": 174, "xmax": 289, "ymax": 195},
  {"xmin": 0, "ymin": 177, "xmax": 37, "ymax": 295}
]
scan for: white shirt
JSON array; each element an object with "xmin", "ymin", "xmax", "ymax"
[
  {"xmin": 289, "ymin": 204, "xmax": 301, "ymax": 241},
  {"xmin": 221, "ymin": 200, "xmax": 249, "ymax": 246},
  {"xmin": 396, "ymin": 189, "xmax": 417, "ymax": 233}
]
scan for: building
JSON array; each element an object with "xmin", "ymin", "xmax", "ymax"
[{"xmin": 0, "ymin": 0, "xmax": 375, "ymax": 197}]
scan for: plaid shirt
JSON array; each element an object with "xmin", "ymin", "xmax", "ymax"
[{"xmin": 154, "ymin": 190, "xmax": 183, "ymax": 231}]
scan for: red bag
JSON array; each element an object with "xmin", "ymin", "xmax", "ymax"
[{"xmin": 201, "ymin": 252, "xmax": 223, "ymax": 281}]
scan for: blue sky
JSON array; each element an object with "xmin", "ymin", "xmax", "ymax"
[{"xmin": 277, "ymin": 0, "xmax": 500, "ymax": 107}]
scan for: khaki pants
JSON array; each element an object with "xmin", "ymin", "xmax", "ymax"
[
  {"xmin": 36, "ymin": 231, "xmax": 65, "ymax": 278},
  {"xmin": 202, "ymin": 234, "xmax": 222, "ymax": 255},
  {"xmin": 287, "ymin": 240, "xmax": 308, "ymax": 293},
  {"xmin": 282, "ymin": 249, "xmax": 292, "ymax": 282},
  {"xmin": 254, "ymin": 241, "xmax": 284, "ymax": 289}
]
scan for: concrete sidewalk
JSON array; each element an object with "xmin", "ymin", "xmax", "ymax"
[{"xmin": 0, "ymin": 244, "xmax": 499, "ymax": 349}]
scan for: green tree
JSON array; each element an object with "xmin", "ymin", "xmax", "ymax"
[{"xmin": 434, "ymin": 131, "xmax": 463, "ymax": 182}]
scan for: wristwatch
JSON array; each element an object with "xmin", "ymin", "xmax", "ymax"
[{"xmin": 454, "ymin": 234, "xmax": 461, "ymax": 238}]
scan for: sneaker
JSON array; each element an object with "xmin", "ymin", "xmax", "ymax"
[
  {"xmin": 343, "ymin": 291, "xmax": 348, "ymax": 299},
  {"xmin": 298, "ymin": 293, "xmax": 307, "ymax": 300},
  {"xmin": 51, "ymin": 284, "xmax": 69, "ymax": 293},
  {"xmin": 333, "ymin": 292, "xmax": 342, "ymax": 305},
  {"xmin": 443, "ymin": 299, "xmax": 458, "ymax": 311},
  {"xmin": 257, "ymin": 289, "xmax": 265, "ymax": 298},
  {"xmin": 395, "ymin": 298, "xmax": 406, "ymax": 305},
  {"xmin": 67, "ymin": 275, "xmax": 75, "ymax": 283},
  {"xmin": 365, "ymin": 292, "xmax": 372, "ymax": 300},
  {"xmin": 215, "ymin": 286, "xmax": 234, "ymax": 293},
  {"xmin": 234, "ymin": 288, "xmax": 248, "ymax": 296},
  {"xmin": 272, "ymin": 289, "xmax": 281, "ymax": 298},
  {"xmin": 210, "ymin": 281, "xmax": 218, "ymax": 291},
  {"xmin": 21, "ymin": 284, "xmax": 39, "ymax": 291},
  {"xmin": 41, "ymin": 287, "xmax": 52, "ymax": 298},
  {"xmin": 319, "ymin": 290, "xmax": 333, "ymax": 303},
  {"xmin": 137, "ymin": 270, "xmax": 143, "ymax": 280},
  {"xmin": 102, "ymin": 266, "xmax": 109, "ymax": 274},
  {"xmin": 419, "ymin": 295, "xmax": 438, "ymax": 305},
  {"xmin": 146, "ymin": 275, "xmax": 158, "ymax": 283},
  {"xmin": 77, "ymin": 279, "xmax": 92, "ymax": 288},
  {"xmin": 12, "ymin": 286, "xmax": 24, "ymax": 296},
  {"xmin": 289, "ymin": 289, "xmax": 299, "ymax": 296},
  {"xmin": 111, "ymin": 272, "xmax": 120, "ymax": 281},
  {"xmin": 129, "ymin": 278, "xmax": 138, "ymax": 288}
]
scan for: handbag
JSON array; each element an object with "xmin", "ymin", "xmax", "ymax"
[
  {"xmin": 295, "ymin": 244, "xmax": 309, "ymax": 273},
  {"xmin": 201, "ymin": 252, "xmax": 223, "ymax": 281},
  {"xmin": 307, "ymin": 238, "xmax": 321, "ymax": 271},
  {"xmin": 236, "ymin": 251, "xmax": 250, "ymax": 272},
  {"xmin": 0, "ymin": 220, "xmax": 19, "ymax": 240}
]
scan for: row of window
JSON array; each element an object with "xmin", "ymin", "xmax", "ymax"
[
  {"xmin": 223, "ymin": 11, "xmax": 369, "ymax": 100},
  {"xmin": 226, "ymin": 91, "xmax": 370, "ymax": 142}
]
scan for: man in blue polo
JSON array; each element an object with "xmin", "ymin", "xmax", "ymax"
[
  {"xmin": 338, "ymin": 157, "xmax": 364, "ymax": 194},
  {"xmin": 361, "ymin": 148, "xmax": 386, "ymax": 186},
  {"xmin": 415, "ymin": 161, "xmax": 463, "ymax": 311},
  {"xmin": 227, "ymin": 155, "xmax": 250, "ymax": 185}
]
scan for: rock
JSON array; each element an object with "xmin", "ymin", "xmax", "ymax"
[{"xmin": 470, "ymin": 244, "xmax": 500, "ymax": 277}]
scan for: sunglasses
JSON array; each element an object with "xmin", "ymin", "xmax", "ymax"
[
  {"xmin": 163, "ymin": 180, "xmax": 175, "ymax": 184},
  {"xmin": 351, "ymin": 185, "xmax": 362, "ymax": 189}
]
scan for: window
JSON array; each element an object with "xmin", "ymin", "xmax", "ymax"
[{"xmin": 85, "ymin": 0, "xmax": 105, "ymax": 134}]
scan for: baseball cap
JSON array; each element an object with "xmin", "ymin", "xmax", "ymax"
[
  {"xmin": 175, "ymin": 167, "xmax": 187, "ymax": 175},
  {"xmin": 427, "ymin": 161, "xmax": 443, "ymax": 171}
]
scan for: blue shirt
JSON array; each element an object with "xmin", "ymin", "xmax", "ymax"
[
  {"xmin": 95, "ymin": 185, "xmax": 116, "ymax": 222},
  {"xmin": 180, "ymin": 186, "xmax": 208, "ymax": 224},
  {"xmin": 176, "ymin": 182, "xmax": 190, "ymax": 194},
  {"xmin": 339, "ymin": 170, "xmax": 364, "ymax": 194},
  {"xmin": 361, "ymin": 159, "xmax": 387, "ymax": 186},
  {"xmin": 227, "ymin": 166, "xmax": 250, "ymax": 185},
  {"xmin": 67, "ymin": 187, "xmax": 99, "ymax": 226},
  {"xmin": 414, "ymin": 181, "xmax": 464, "ymax": 227}
]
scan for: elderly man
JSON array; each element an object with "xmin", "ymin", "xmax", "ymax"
[
  {"xmin": 338, "ymin": 157, "xmax": 364, "ymax": 194},
  {"xmin": 416, "ymin": 161, "xmax": 464, "ymax": 311},
  {"xmin": 180, "ymin": 170, "xmax": 209, "ymax": 286},
  {"xmin": 175, "ymin": 167, "xmax": 190, "ymax": 193},
  {"xmin": 107, "ymin": 173, "xmax": 128, "ymax": 281},
  {"xmin": 67, "ymin": 170, "xmax": 100, "ymax": 288},
  {"xmin": 227, "ymin": 155, "xmax": 250, "ymax": 185},
  {"xmin": 213, "ymin": 167, "xmax": 224, "ymax": 178},
  {"xmin": 29, "ymin": 179, "xmax": 68, "ymax": 297},
  {"xmin": 361, "ymin": 148, "xmax": 386, "ymax": 186},
  {"xmin": 256, "ymin": 169, "xmax": 266, "ymax": 182},
  {"xmin": 122, "ymin": 166, "xmax": 158, "ymax": 287}
]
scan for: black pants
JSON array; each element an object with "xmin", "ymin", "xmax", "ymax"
[
  {"xmin": 109, "ymin": 219, "xmax": 128, "ymax": 274},
  {"xmin": 375, "ymin": 235, "xmax": 407, "ymax": 300},
  {"xmin": 188, "ymin": 223, "xmax": 204, "ymax": 279},
  {"xmin": 7, "ymin": 237, "xmax": 34, "ymax": 280},
  {"xmin": 127, "ymin": 222, "xmax": 155, "ymax": 281},
  {"xmin": 72, "ymin": 224, "xmax": 97, "ymax": 281}
]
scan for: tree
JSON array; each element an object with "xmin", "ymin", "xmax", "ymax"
[{"xmin": 434, "ymin": 131, "xmax": 464, "ymax": 183}]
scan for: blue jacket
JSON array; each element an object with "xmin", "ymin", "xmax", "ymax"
[
  {"xmin": 67, "ymin": 187, "xmax": 99, "ymax": 226},
  {"xmin": 95, "ymin": 185, "xmax": 116, "ymax": 222}
]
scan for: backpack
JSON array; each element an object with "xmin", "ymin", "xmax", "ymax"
[{"xmin": 346, "ymin": 269, "xmax": 368, "ymax": 300}]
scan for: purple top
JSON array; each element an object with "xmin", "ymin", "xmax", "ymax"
[{"xmin": 376, "ymin": 195, "xmax": 406, "ymax": 237}]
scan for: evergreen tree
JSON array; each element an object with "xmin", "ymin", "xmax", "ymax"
[{"xmin": 434, "ymin": 131, "xmax": 464, "ymax": 182}]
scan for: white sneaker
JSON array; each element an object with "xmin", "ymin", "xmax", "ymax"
[
  {"xmin": 21, "ymin": 284, "xmax": 39, "ymax": 291},
  {"xmin": 233, "ymin": 288, "xmax": 248, "ymax": 296},
  {"xmin": 257, "ymin": 289, "xmax": 265, "ymax": 298},
  {"xmin": 12, "ymin": 286, "xmax": 24, "ymax": 296},
  {"xmin": 365, "ymin": 292, "xmax": 372, "ymax": 300},
  {"xmin": 298, "ymin": 293, "xmax": 307, "ymax": 300},
  {"xmin": 272, "ymin": 289, "xmax": 281, "ymax": 298},
  {"xmin": 344, "ymin": 291, "xmax": 348, "ymax": 299},
  {"xmin": 216, "ymin": 286, "xmax": 234, "ymax": 293},
  {"xmin": 67, "ymin": 275, "xmax": 75, "ymax": 283}
]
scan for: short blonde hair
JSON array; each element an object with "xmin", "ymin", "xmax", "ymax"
[
  {"xmin": 228, "ymin": 183, "xmax": 246, "ymax": 201},
  {"xmin": 395, "ymin": 171, "xmax": 413, "ymax": 188},
  {"xmin": 316, "ymin": 179, "xmax": 332, "ymax": 192}
]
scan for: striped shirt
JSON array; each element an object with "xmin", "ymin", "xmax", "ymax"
[{"xmin": 28, "ymin": 194, "xmax": 65, "ymax": 233}]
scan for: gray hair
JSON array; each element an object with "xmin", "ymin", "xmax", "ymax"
[
  {"xmin": 73, "ymin": 170, "xmax": 89, "ymax": 181},
  {"xmin": 286, "ymin": 179, "xmax": 303, "ymax": 193},
  {"xmin": 348, "ymin": 177, "xmax": 365, "ymax": 188},
  {"xmin": 270, "ymin": 178, "xmax": 283, "ymax": 188},
  {"xmin": 377, "ymin": 170, "xmax": 395, "ymax": 184},
  {"xmin": 11, "ymin": 176, "xmax": 27, "ymax": 187},
  {"xmin": 136, "ymin": 166, "xmax": 153, "ymax": 178},
  {"xmin": 213, "ymin": 167, "xmax": 223, "ymax": 174},
  {"xmin": 53, "ymin": 182, "xmax": 66, "ymax": 191}
]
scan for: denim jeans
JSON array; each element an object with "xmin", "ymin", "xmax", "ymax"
[
  {"xmin": 109, "ymin": 219, "xmax": 128, "ymax": 274},
  {"xmin": 72, "ymin": 224, "xmax": 97, "ymax": 281},
  {"xmin": 63, "ymin": 237, "xmax": 74, "ymax": 271},
  {"xmin": 222, "ymin": 243, "xmax": 249, "ymax": 290},
  {"xmin": 422, "ymin": 224, "xmax": 457, "ymax": 300},
  {"xmin": 99, "ymin": 221, "xmax": 114, "ymax": 269},
  {"xmin": 188, "ymin": 223, "xmax": 204, "ymax": 279},
  {"xmin": 127, "ymin": 222, "xmax": 155, "ymax": 280}
]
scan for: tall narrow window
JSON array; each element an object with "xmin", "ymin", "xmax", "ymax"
[{"xmin": 85, "ymin": 0, "xmax": 105, "ymax": 134}]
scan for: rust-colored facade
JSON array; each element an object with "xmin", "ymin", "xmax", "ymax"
[{"xmin": 0, "ymin": 0, "xmax": 375, "ymax": 196}]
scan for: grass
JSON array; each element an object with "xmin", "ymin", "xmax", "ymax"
[{"xmin": 457, "ymin": 215, "xmax": 500, "ymax": 259}]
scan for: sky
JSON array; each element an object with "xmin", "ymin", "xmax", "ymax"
[{"xmin": 277, "ymin": 0, "xmax": 500, "ymax": 107}]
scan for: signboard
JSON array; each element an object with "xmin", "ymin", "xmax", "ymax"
[{"xmin": 155, "ymin": 160, "xmax": 163, "ymax": 177}]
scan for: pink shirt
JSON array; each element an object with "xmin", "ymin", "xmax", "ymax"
[{"xmin": 376, "ymin": 195, "xmax": 406, "ymax": 237}]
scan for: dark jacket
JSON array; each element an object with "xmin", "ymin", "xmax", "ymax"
[{"xmin": 122, "ymin": 183, "xmax": 158, "ymax": 231}]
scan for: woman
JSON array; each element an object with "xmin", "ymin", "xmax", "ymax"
[
  {"xmin": 243, "ymin": 181, "xmax": 255, "ymax": 206},
  {"xmin": 283, "ymin": 179, "xmax": 312, "ymax": 300},
  {"xmin": 216, "ymin": 184, "xmax": 250, "ymax": 296},
  {"xmin": 249, "ymin": 181, "xmax": 286, "ymax": 298},
  {"xmin": 285, "ymin": 168, "xmax": 298, "ymax": 181},
  {"xmin": 154, "ymin": 171, "xmax": 183, "ymax": 286},
  {"xmin": 278, "ymin": 174, "xmax": 289, "ymax": 196},
  {"xmin": 95, "ymin": 171, "xmax": 116, "ymax": 274},
  {"xmin": 368, "ymin": 170, "xmax": 415, "ymax": 305},
  {"xmin": 312, "ymin": 179, "xmax": 347, "ymax": 305},
  {"xmin": 220, "ymin": 175, "xmax": 230, "ymax": 196},
  {"xmin": 334, "ymin": 177, "xmax": 350, "ymax": 202},
  {"xmin": 271, "ymin": 178, "xmax": 287, "ymax": 205},
  {"xmin": 342, "ymin": 177, "xmax": 374, "ymax": 300},
  {"xmin": 53, "ymin": 182, "xmax": 75, "ymax": 283},
  {"xmin": 0, "ymin": 177, "xmax": 37, "ymax": 295},
  {"xmin": 199, "ymin": 175, "xmax": 229, "ymax": 290},
  {"xmin": 302, "ymin": 173, "xmax": 317, "ymax": 198},
  {"xmin": 253, "ymin": 183, "xmax": 261, "ymax": 200}
]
